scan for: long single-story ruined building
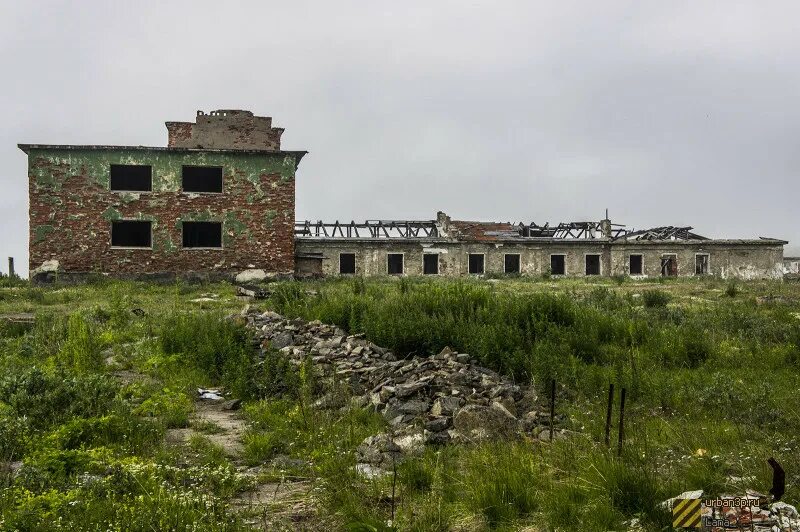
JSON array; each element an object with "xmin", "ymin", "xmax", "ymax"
[
  {"xmin": 20, "ymin": 110, "xmax": 787, "ymax": 282},
  {"xmin": 295, "ymin": 213, "xmax": 786, "ymax": 279}
]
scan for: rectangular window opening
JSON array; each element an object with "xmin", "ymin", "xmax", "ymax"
[
  {"xmin": 504, "ymin": 254, "xmax": 521, "ymax": 274},
  {"xmin": 629, "ymin": 254, "xmax": 643, "ymax": 275},
  {"xmin": 182, "ymin": 166, "xmax": 223, "ymax": 193},
  {"xmin": 423, "ymin": 253, "xmax": 439, "ymax": 275},
  {"xmin": 695, "ymin": 254, "xmax": 709, "ymax": 275},
  {"xmin": 339, "ymin": 253, "xmax": 356, "ymax": 274},
  {"xmin": 661, "ymin": 255, "xmax": 678, "ymax": 277},
  {"xmin": 585, "ymin": 254, "xmax": 601, "ymax": 275},
  {"xmin": 110, "ymin": 164, "xmax": 152, "ymax": 191},
  {"xmin": 550, "ymin": 254, "xmax": 566, "ymax": 275},
  {"xmin": 111, "ymin": 220, "xmax": 151, "ymax": 248},
  {"xmin": 468, "ymin": 253, "xmax": 485, "ymax": 274},
  {"xmin": 387, "ymin": 253, "xmax": 404, "ymax": 275},
  {"xmin": 182, "ymin": 221, "xmax": 222, "ymax": 248}
]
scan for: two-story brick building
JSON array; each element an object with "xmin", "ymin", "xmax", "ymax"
[{"xmin": 21, "ymin": 110, "xmax": 305, "ymax": 282}]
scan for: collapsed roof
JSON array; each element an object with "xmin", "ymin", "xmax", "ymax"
[{"xmin": 295, "ymin": 212, "xmax": 785, "ymax": 244}]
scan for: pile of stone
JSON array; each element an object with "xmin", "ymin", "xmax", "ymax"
[{"xmin": 240, "ymin": 308, "xmax": 563, "ymax": 451}]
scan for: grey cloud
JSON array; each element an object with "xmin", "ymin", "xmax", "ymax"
[{"xmin": 1, "ymin": 0, "xmax": 797, "ymax": 275}]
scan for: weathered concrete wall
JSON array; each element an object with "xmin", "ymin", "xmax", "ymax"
[
  {"xmin": 608, "ymin": 243, "xmax": 784, "ymax": 279},
  {"xmin": 28, "ymin": 148, "xmax": 298, "ymax": 278},
  {"xmin": 784, "ymin": 257, "xmax": 800, "ymax": 276},
  {"xmin": 296, "ymin": 239, "xmax": 785, "ymax": 280},
  {"xmin": 166, "ymin": 110, "xmax": 283, "ymax": 151}
]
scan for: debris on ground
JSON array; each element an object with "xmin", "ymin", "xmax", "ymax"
[
  {"xmin": 198, "ymin": 388, "xmax": 225, "ymax": 401},
  {"xmin": 238, "ymin": 308, "xmax": 559, "ymax": 476},
  {"xmin": 236, "ymin": 284, "xmax": 269, "ymax": 299}
]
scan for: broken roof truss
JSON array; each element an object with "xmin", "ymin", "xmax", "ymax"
[
  {"xmin": 519, "ymin": 221, "xmax": 627, "ymax": 239},
  {"xmin": 295, "ymin": 218, "xmax": 709, "ymax": 241},
  {"xmin": 295, "ymin": 220, "xmax": 439, "ymax": 239},
  {"xmin": 619, "ymin": 226, "xmax": 708, "ymax": 241}
]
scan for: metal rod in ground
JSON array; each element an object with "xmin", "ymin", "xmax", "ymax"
[
  {"xmin": 391, "ymin": 452, "xmax": 397, "ymax": 524},
  {"xmin": 549, "ymin": 378, "xmax": 556, "ymax": 441},
  {"xmin": 617, "ymin": 388, "xmax": 626, "ymax": 456},
  {"xmin": 7, "ymin": 257, "xmax": 14, "ymax": 279},
  {"xmin": 604, "ymin": 383, "xmax": 615, "ymax": 447}
]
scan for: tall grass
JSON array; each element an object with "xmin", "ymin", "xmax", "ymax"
[{"xmin": 269, "ymin": 279, "xmax": 798, "ymax": 391}]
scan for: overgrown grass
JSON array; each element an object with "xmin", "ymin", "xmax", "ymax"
[
  {"xmin": 0, "ymin": 281, "xmax": 252, "ymax": 530},
  {"xmin": 1, "ymin": 277, "xmax": 799, "ymax": 530},
  {"xmin": 264, "ymin": 276, "xmax": 800, "ymax": 529}
]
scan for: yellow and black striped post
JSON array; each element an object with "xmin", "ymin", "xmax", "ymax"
[{"xmin": 672, "ymin": 498, "xmax": 701, "ymax": 529}]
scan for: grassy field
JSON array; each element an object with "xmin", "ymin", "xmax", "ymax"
[{"xmin": 0, "ymin": 275, "xmax": 798, "ymax": 531}]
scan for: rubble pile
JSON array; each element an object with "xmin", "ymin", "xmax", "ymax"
[{"xmin": 241, "ymin": 308, "xmax": 559, "ymax": 450}]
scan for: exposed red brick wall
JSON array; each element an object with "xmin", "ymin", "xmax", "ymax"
[
  {"xmin": 28, "ymin": 150, "xmax": 297, "ymax": 278},
  {"xmin": 165, "ymin": 122, "xmax": 193, "ymax": 148}
]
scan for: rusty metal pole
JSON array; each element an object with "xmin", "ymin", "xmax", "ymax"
[
  {"xmin": 604, "ymin": 383, "xmax": 614, "ymax": 447},
  {"xmin": 549, "ymin": 379, "xmax": 556, "ymax": 441},
  {"xmin": 7, "ymin": 257, "xmax": 14, "ymax": 279},
  {"xmin": 617, "ymin": 388, "xmax": 626, "ymax": 456}
]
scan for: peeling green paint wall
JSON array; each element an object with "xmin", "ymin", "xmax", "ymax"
[
  {"xmin": 27, "ymin": 147, "xmax": 299, "ymax": 276},
  {"xmin": 29, "ymin": 149, "xmax": 297, "ymax": 195}
]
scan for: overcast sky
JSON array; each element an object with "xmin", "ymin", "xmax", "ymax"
[{"xmin": 1, "ymin": 1, "xmax": 798, "ymax": 276}]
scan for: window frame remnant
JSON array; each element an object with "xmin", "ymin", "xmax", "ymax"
[
  {"xmin": 339, "ymin": 252, "xmax": 356, "ymax": 275},
  {"xmin": 660, "ymin": 254, "xmax": 678, "ymax": 277},
  {"xmin": 181, "ymin": 165, "xmax": 223, "ymax": 193},
  {"xmin": 111, "ymin": 220, "xmax": 152, "ymax": 249},
  {"xmin": 550, "ymin": 254, "xmax": 566, "ymax": 275},
  {"xmin": 585, "ymin": 254, "xmax": 601, "ymax": 276},
  {"xmin": 629, "ymin": 254, "xmax": 643, "ymax": 275},
  {"xmin": 695, "ymin": 253, "xmax": 710, "ymax": 275},
  {"xmin": 109, "ymin": 164, "xmax": 152, "ymax": 192},
  {"xmin": 423, "ymin": 253, "xmax": 439, "ymax": 275},
  {"xmin": 182, "ymin": 221, "xmax": 223, "ymax": 249},
  {"xmin": 387, "ymin": 253, "xmax": 404, "ymax": 275},
  {"xmin": 504, "ymin": 253, "xmax": 521, "ymax": 274},
  {"xmin": 468, "ymin": 253, "xmax": 485, "ymax": 275}
]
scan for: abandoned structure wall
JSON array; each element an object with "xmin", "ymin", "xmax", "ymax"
[
  {"xmin": 166, "ymin": 110, "xmax": 284, "ymax": 151},
  {"xmin": 295, "ymin": 239, "xmax": 785, "ymax": 280},
  {"xmin": 26, "ymin": 147, "xmax": 299, "ymax": 278},
  {"xmin": 609, "ymin": 243, "xmax": 785, "ymax": 279},
  {"xmin": 785, "ymin": 257, "xmax": 800, "ymax": 277}
]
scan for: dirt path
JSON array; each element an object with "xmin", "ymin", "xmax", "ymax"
[
  {"xmin": 165, "ymin": 398, "xmax": 320, "ymax": 530},
  {"xmin": 193, "ymin": 402, "xmax": 246, "ymax": 456}
]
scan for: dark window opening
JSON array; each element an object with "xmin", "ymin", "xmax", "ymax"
[
  {"xmin": 387, "ymin": 253, "xmax": 404, "ymax": 275},
  {"xmin": 110, "ymin": 164, "xmax": 152, "ymax": 191},
  {"xmin": 423, "ymin": 253, "xmax": 439, "ymax": 275},
  {"xmin": 661, "ymin": 255, "xmax": 678, "ymax": 277},
  {"xmin": 182, "ymin": 221, "xmax": 222, "ymax": 248},
  {"xmin": 585, "ymin": 254, "xmax": 601, "ymax": 275},
  {"xmin": 695, "ymin": 254, "xmax": 709, "ymax": 275},
  {"xmin": 468, "ymin": 254, "xmax": 485, "ymax": 274},
  {"xmin": 340, "ymin": 253, "xmax": 356, "ymax": 274},
  {"xmin": 111, "ymin": 220, "xmax": 151, "ymax": 248},
  {"xmin": 629, "ymin": 254, "xmax": 643, "ymax": 275},
  {"xmin": 550, "ymin": 254, "xmax": 566, "ymax": 275},
  {"xmin": 182, "ymin": 166, "xmax": 223, "ymax": 193},
  {"xmin": 504, "ymin": 254, "xmax": 521, "ymax": 274}
]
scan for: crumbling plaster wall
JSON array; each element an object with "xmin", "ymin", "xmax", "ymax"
[
  {"xmin": 295, "ymin": 241, "xmax": 611, "ymax": 277},
  {"xmin": 296, "ymin": 240, "xmax": 784, "ymax": 279},
  {"xmin": 166, "ymin": 110, "xmax": 283, "ymax": 151},
  {"xmin": 608, "ymin": 244, "xmax": 784, "ymax": 279},
  {"xmin": 28, "ymin": 148, "xmax": 297, "ymax": 277}
]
